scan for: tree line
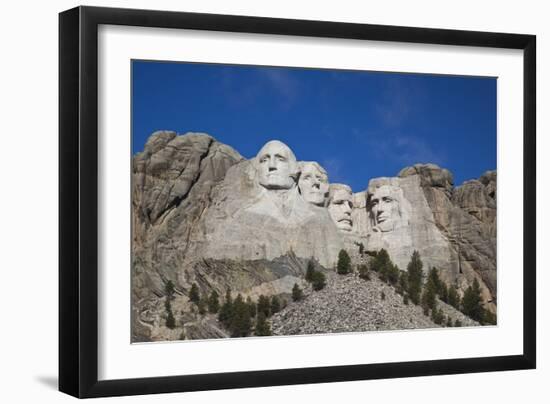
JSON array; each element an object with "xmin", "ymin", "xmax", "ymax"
[
  {"xmin": 359, "ymin": 248, "xmax": 496, "ymax": 326},
  {"xmin": 162, "ymin": 247, "xmax": 495, "ymax": 335}
]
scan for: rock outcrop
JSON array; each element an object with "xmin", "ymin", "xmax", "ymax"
[
  {"xmin": 131, "ymin": 132, "xmax": 497, "ymax": 341},
  {"xmin": 398, "ymin": 165, "xmax": 496, "ymax": 308},
  {"xmin": 190, "ymin": 160, "xmax": 343, "ymax": 268},
  {"xmin": 132, "ymin": 132, "xmax": 244, "ymax": 300}
]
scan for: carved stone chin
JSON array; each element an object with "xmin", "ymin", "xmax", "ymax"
[
  {"xmin": 328, "ymin": 184, "xmax": 353, "ymax": 231},
  {"xmin": 298, "ymin": 161, "xmax": 329, "ymax": 206},
  {"xmin": 256, "ymin": 140, "xmax": 298, "ymax": 190}
]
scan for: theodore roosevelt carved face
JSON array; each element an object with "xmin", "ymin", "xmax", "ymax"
[
  {"xmin": 298, "ymin": 162, "xmax": 329, "ymax": 206},
  {"xmin": 328, "ymin": 184, "xmax": 353, "ymax": 231},
  {"xmin": 256, "ymin": 140, "xmax": 298, "ymax": 190}
]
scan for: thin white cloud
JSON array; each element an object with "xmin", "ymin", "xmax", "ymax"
[
  {"xmin": 321, "ymin": 158, "xmax": 348, "ymax": 185},
  {"xmin": 257, "ymin": 69, "xmax": 299, "ymax": 108},
  {"xmin": 365, "ymin": 132, "xmax": 447, "ymax": 168}
]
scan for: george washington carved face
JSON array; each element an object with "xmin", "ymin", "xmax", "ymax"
[
  {"xmin": 256, "ymin": 140, "xmax": 298, "ymax": 190},
  {"xmin": 298, "ymin": 162, "xmax": 329, "ymax": 206}
]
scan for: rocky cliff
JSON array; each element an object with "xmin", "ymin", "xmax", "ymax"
[{"xmin": 132, "ymin": 132, "xmax": 496, "ymax": 341}]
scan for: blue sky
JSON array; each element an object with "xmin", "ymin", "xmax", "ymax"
[{"xmin": 132, "ymin": 60, "xmax": 496, "ymax": 191}]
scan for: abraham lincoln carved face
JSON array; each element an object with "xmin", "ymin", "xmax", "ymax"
[{"xmin": 368, "ymin": 184, "xmax": 401, "ymax": 232}]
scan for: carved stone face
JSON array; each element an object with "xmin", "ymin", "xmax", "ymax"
[
  {"xmin": 370, "ymin": 185, "xmax": 400, "ymax": 232},
  {"xmin": 256, "ymin": 140, "xmax": 298, "ymax": 190},
  {"xmin": 298, "ymin": 162, "xmax": 329, "ymax": 206},
  {"xmin": 328, "ymin": 185, "xmax": 353, "ymax": 231}
]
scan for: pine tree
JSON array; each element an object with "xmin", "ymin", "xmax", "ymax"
[
  {"xmin": 387, "ymin": 264, "xmax": 400, "ymax": 286},
  {"xmin": 358, "ymin": 264, "xmax": 370, "ymax": 280},
  {"xmin": 189, "ymin": 283, "xmax": 200, "ymax": 304},
  {"xmin": 217, "ymin": 289, "xmax": 233, "ymax": 326},
  {"xmin": 306, "ymin": 260, "xmax": 315, "ymax": 283},
  {"xmin": 255, "ymin": 312, "xmax": 272, "ymax": 336},
  {"xmin": 257, "ymin": 295, "xmax": 271, "ymax": 317},
  {"xmin": 166, "ymin": 309, "xmax": 176, "ymax": 329},
  {"xmin": 229, "ymin": 294, "xmax": 251, "ymax": 337},
  {"xmin": 427, "ymin": 267, "xmax": 442, "ymax": 293},
  {"xmin": 358, "ymin": 242, "xmax": 365, "ymax": 255},
  {"xmin": 448, "ymin": 285, "xmax": 460, "ymax": 309},
  {"xmin": 446, "ymin": 316, "xmax": 453, "ymax": 327},
  {"xmin": 165, "ymin": 298, "xmax": 176, "ymax": 329},
  {"xmin": 197, "ymin": 297, "xmax": 207, "ymax": 315},
  {"xmin": 403, "ymin": 294, "xmax": 409, "ymax": 305},
  {"xmin": 246, "ymin": 296, "xmax": 257, "ymax": 318},
  {"xmin": 371, "ymin": 249, "xmax": 399, "ymax": 285},
  {"xmin": 427, "ymin": 267, "xmax": 449, "ymax": 303},
  {"xmin": 270, "ymin": 296, "xmax": 281, "ymax": 315},
  {"xmin": 421, "ymin": 283, "xmax": 437, "ymax": 313},
  {"xmin": 406, "ymin": 250, "xmax": 423, "ymax": 305},
  {"xmin": 337, "ymin": 249, "xmax": 352, "ymax": 275},
  {"xmin": 311, "ymin": 271, "xmax": 326, "ymax": 291},
  {"xmin": 461, "ymin": 278, "xmax": 483, "ymax": 322},
  {"xmin": 482, "ymin": 309, "xmax": 497, "ymax": 325},
  {"xmin": 372, "ymin": 248, "xmax": 390, "ymax": 275},
  {"xmin": 381, "ymin": 291, "xmax": 386, "ymax": 300},
  {"xmin": 208, "ymin": 290, "xmax": 220, "ymax": 314},
  {"xmin": 431, "ymin": 308, "xmax": 445, "ymax": 325},
  {"xmin": 439, "ymin": 282, "xmax": 449, "ymax": 303},
  {"xmin": 165, "ymin": 280, "xmax": 175, "ymax": 300},
  {"xmin": 454, "ymin": 319, "xmax": 462, "ymax": 327},
  {"xmin": 397, "ymin": 271, "xmax": 409, "ymax": 295},
  {"xmin": 292, "ymin": 283, "xmax": 303, "ymax": 301}
]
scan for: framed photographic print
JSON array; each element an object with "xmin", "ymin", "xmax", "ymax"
[{"xmin": 59, "ymin": 5, "xmax": 536, "ymax": 398}]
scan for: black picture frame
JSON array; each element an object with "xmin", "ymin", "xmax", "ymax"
[{"xmin": 59, "ymin": 5, "xmax": 536, "ymax": 398}]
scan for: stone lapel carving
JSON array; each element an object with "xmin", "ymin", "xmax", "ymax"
[
  {"xmin": 298, "ymin": 161, "xmax": 329, "ymax": 206},
  {"xmin": 328, "ymin": 183, "xmax": 354, "ymax": 232}
]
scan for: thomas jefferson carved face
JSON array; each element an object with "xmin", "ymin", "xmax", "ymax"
[
  {"xmin": 256, "ymin": 140, "xmax": 298, "ymax": 190},
  {"xmin": 369, "ymin": 185, "xmax": 400, "ymax": 232},
  {"xmin": 328, "ymin": 184, "xmax": 353, "ymax": 231},
  {"xmin": 298, "ymin": 162, "xmax": 329, "ymax": 206}
]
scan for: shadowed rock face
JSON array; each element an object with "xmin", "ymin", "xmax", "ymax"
[
  {"xmin": 132, "ymin": 132, "xmax": 244, "ymax": 298},
  {"xmin": 397, "ymin": 164, "xmax": 497, "ymax": 308},
  {"xmin": 132, "ymin": 133, "xmax": 497, "ymax": 341}
]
